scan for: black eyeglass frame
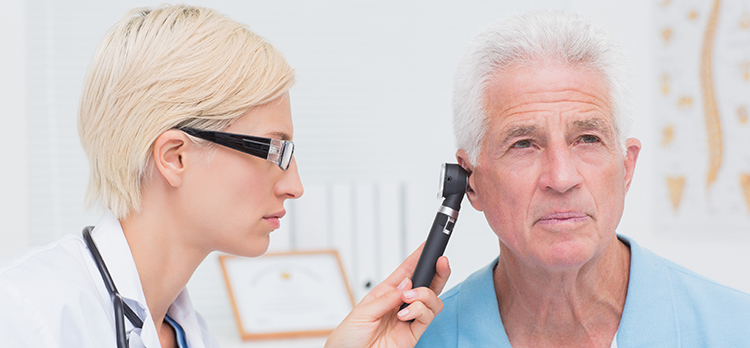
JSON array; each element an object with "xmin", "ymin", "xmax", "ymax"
[{"xmin": 180, "ymin": 127, "xmax": 295, "ymax": 170}]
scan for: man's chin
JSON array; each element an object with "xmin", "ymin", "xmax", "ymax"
[{"xmin": 533, "ymin": 238, "xmax": 604, "ymax": 270}]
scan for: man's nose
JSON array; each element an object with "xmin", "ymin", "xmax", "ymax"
[{"xmin": 538, "ymin": 141, "xmax": 583, "ymax": 193}]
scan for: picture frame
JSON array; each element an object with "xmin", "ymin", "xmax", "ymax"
[{"xmin": 218, "ymin": 250, "xmax": 355, "ymax": 340}]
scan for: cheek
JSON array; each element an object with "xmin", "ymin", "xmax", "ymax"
[
  {"xmin": 585, "ymin": 159, "xmax": 627, "ymax": 226},
  {"xmin": 197, "ymin": 156, "xmax": 268, "ymax": 223},
  {"xmin": 474, "ymin": 166, "xmax": 532, "ymax": 232},
  {"xmin": 222, "ymin": 167, "xmax": 272, "ymax": 217}
]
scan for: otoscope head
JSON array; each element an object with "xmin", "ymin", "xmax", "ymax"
[
  {"xmin": 438, "ymin": 163, "xmax": 468, "ymax": 198},
  {"xmin": 439, "ymin": 163, "xmax": 468, "ymax": 197}
]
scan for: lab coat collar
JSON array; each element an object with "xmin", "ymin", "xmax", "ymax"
[
  {"xmin": 89, "ymin": 210, "xmax": 159, "ymax": 346},
  {"xmin": 89, "ymin": 210, "xmax": 209, "ymax": 348}
]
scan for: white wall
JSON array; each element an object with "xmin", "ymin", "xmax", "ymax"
[{"xmin": 0, "ymin": 0, "xmax": 29, "ymax": 257}]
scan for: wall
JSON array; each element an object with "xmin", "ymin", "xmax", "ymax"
[{"xmin": 0, "ymin": 0, "xmax": 29, "ymax": 257}]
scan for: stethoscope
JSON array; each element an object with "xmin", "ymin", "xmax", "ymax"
[{"xmin": 82, "ymin": 226, "xmax": 144, "ymax": 348}]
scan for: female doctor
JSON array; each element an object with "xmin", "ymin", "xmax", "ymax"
[{"xmin": 0, "ymin": 5, "xmax": 450, "ymax": 348}]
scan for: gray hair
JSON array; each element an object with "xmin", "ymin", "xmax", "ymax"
[{"xmin": 453, "ymin": 10, "xmax": 633, "ymax": 164}]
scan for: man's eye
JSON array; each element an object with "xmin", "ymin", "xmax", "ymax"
[
  {"xmin": 580, "ymin": 135, "xmax": 600, "ymax": 143},
  {"xmin": 512, "ymin": 139, "xmax": 532, "ymax": 148}
]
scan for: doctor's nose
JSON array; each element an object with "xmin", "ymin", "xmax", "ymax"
[{"xmin": 277, "ymin": 157, "xmax": 304, "ymax": 199}]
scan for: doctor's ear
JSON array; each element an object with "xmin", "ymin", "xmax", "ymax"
[
  {"xmin": 456, "ymin": 150, "xmax": 482, "ymax": 212},
  {"xmin": 152, "ymin": 129, "xmax": 190, "ymax": 188}
]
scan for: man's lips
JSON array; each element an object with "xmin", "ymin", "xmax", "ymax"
[{"xmin": 536, "ymin": 211, "xmax": 590, "ymax": 225}]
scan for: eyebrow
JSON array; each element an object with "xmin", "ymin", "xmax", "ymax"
[
  {"xmin": 500, "ymin": 124, "xmax": 540, "ymax": 147},
  {"xmin": 267, "ymin": 131, "xmax": 292, "ymax": 141},
  {"xmin": 569, "ymin": 117, "xmax": 614, "ymax": 139},
  {"xmin": 497, "ymin": 116, "xmax": 614, "ymax": 148}
]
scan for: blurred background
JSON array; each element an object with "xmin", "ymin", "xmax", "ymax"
[{"xmin": 2, "ymin": 0, "xmax": 749, "ymax": 347}]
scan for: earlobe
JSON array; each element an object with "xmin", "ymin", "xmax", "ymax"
[
  {"xmin": 456, "ymin": 150, "xmax": 483, "ymax": 212},
  {"xmin": 153, "ymin": 130, "xmax": 189, "ymax": 188}
]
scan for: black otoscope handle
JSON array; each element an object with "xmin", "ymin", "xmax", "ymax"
[
  {"xmin": 412, "ymin": 209, "xmax": 453, "ymax": 288},
  {"xmin": 400, "ymin": 193, "xmax": 462, "ymax": 310}
]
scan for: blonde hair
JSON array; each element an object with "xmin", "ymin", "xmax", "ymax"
[
  {"xmin": 78, "ymin": 5, "xmax": 295, "ymax": 218},
  {"xmin": 453, "ymin": 10, "xmax": 633, "ymax": 164}
]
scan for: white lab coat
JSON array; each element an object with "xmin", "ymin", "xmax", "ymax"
[{"xmin": 0, "ymin": 211, "xmax": 219, "ymax": 347}]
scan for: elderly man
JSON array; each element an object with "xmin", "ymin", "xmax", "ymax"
[{"xmin": 416, "ymin": 10, "xmax": 750, "ymax": 348}]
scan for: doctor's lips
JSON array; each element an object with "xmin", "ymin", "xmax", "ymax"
[
  {"xmin": 264, "ymin": 210, "xmax": 286, "ymax": 229},
  {"xmin": 536, "ymin": 211, "xmax": 590, "ymax": 225}
]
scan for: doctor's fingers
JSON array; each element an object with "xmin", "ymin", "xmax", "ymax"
[
  {"xmin": 399, "ymin": 286, "xmax": 443, "ymax": 319},
  {"xmin": 349, "ymin": 278, "xmax": 414, "ymax": 321},
  {"xmin": 362, "ymin": 243, "xmax": 427, "ymax": 302},
  {"xmin": 398, "ymin": 289, "xmax": 444, "ymax": 335}
]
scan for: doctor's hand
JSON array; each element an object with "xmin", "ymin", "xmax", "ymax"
[{"xmin": 325, "ymin": 244, "xmax": 450, "ymax": 348}]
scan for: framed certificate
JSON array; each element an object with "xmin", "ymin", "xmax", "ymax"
[{"xmin": 219, "ymin": 250, "xmax": 355, "ymax": 340}]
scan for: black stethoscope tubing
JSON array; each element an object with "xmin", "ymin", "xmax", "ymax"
[{"xmin": 83, "ymin": 226, "xmax": 143, "ymax": 348}]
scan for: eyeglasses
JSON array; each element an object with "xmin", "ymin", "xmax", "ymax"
[{"xmin": 180, "ymin": 127, "xmax": 295, "ymax": 170}]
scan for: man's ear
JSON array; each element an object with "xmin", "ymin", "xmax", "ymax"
[
  {"xmin": 456, "ymin": 149, "xmax": 483, "ymax": 212},
  {"xmin": 623, "ymin": 138, "xmax": 642, "ymax": 193},
  {"xmin": 152, "ymin": 129, "xmax": 190, "ymax": 188}
]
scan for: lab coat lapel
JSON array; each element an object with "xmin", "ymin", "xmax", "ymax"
[{"xmin": 90, "ymin": 211, "xmax": 160, "ymax": 347}]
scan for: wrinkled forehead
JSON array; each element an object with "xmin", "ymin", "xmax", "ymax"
[
  {"xmin": 484, "ymin": 62, "xmax": 611, "ymax": 108},
  {"xmin": 483, "ymin": 62, "xmax": 613, "ymax": 121}
]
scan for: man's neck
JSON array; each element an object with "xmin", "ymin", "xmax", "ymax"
[{"xmin": 493, "ymin": 237, "xmax": 630, "ymax": 348}]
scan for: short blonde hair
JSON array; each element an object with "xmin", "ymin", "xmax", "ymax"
[{"xmin": 79, "ymin": 5, "xmax": 295, "ymax": 218}]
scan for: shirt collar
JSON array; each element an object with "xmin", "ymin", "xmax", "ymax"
[
  {"xmin": 454, "ymin": 236, "xmax": 680, "ymax": 347},
  {"xmin": 457, "ymin": 258, "xmax": 510, "ymax": 346},
  {"xmin": 617, "ymin": 235, "xmax": 680, "ymax": 347},
  {"xmin": 168, "ymin": 288, "xmax": 206, "ymax": 346}
]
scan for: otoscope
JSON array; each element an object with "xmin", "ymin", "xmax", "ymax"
[{"xmin": 402, "ymin": 163, "xmax": 467, "ymax": 308}]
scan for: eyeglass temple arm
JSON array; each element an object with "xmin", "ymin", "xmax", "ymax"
[{"xmin": 183, "ymin": 128, "xmax": 271, "ymax": 158}]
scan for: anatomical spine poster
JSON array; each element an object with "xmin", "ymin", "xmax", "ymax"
[{"xmin": 654, "ymin": 0, "xmax": 750, "ymax": 234}]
